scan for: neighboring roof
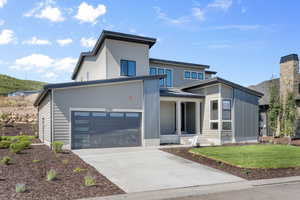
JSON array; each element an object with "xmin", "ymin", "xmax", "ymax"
[
  {"xmin": 34, "ymin": 75, "xmax": 165, "ymax": 107},
  {"xmin": 160, "ymin": 88, "xmax": 204, "ymax": 98},
  {"xmin": 9, "ymin": 90, "xmax": 40, "ymax": 94},
  {"xmin": 71, "ymin": 30, "xmax": 157, "ymax": 80},
  {"xmin": 205, "ymin": 70, "xmax": 217, "ymax": 74},
  {"xmin": 249, "ymin": 78, "xmax": 279, "ymax": 106},
  {"xmin": 280, "ymin": 54, "xmax": 299, "ymax": 64},
  {"xmin": 181, "ymin": 77, "xmax": 264, "ymax": 97},
  {"xmin": 149, "ymin": 58, "xmax": 210, "ymax": 69}
]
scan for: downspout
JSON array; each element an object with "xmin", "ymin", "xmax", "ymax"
[{"xmin": 50, "ymin": 89, "xmax": 53, "ymax": 150}]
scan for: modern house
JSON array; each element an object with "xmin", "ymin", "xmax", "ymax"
[
  {"xmin": 250, "ymin": 54, "xmax": 300, "ymax": 137},
  {"xmin": 34, "ymin": 30, "xmax": 263, "ymax": 149}
]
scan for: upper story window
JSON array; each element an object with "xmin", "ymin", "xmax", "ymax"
[
  {"xmin": 121, "ymin": 60, "xmax": 136, "ymax": 77},
  {"xmin": 150, "ymin": 67, "xmax": 173, "ymax": 88},
  {"xmin": 184, "ymin": 71, "xmax": 204, "ymax": 80}
]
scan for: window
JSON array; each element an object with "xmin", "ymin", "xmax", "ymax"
[
  {"xmin": 158, "ymin": 68, "xmax": 165, "ymax": 87},
  {"xmin": 165, "ymin": 69, "xmax": 172, "ymax": 87},
  {"xmin": 222, "ymin": 100, "xmax": 231, "ymax": 120},
  {"xmin": 150, "ymin": 67, "xmax": 157, "ymax": 75},
  {"xmin": 191, "ymin": 72, "xmax": 197, "ymax": 79},
  {"xmin": 222, "ymin": 99, "xmax": 232, "ymax": 130},
  {"xmin": 121, "ymin": 60, "xmax": 136, "ymax": 76},
  {"xmin": 197, "ymin": 72, "xmax": 204, "ymax": 80},
  {"xmin": 210, "ymin": 100, "xmax": 219, "ymax": 130},
  {"xmin": 184, "ymin": 71, "xmax": 191, "ymax": 79},
  {"xmin": 184, "ymin": 71, "xmax": 204, "ymax": 80}
]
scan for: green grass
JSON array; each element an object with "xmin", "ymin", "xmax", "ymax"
[
  {"xmin": 189, "ymin": 145, "xmax": 300, "ymax": 169},
  {"xmin": 0, "ymin": 74, "xmax": 45, "ymax": 95}
]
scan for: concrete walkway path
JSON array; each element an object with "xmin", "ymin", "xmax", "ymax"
[{"xmin": 73, "ymin": 147, "xmax": 243, "ymax": 193}]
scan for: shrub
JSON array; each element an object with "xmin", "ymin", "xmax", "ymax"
[
  {"xmin": 73, "ymin": 167, "xmax": 87, "ymax": 173},
  {"xmin": 1, "ymin": 156, "xmax": 11, "ymax": 165},
  {"xmin": 0, "ymin": 140, "xmax": 11, "ymax": 149},
  {"xmin": 15, "ymin": 183, "xmax": 26, "ymax": 193},
  {"xmin": 9, "ymin": 142, "xmax": 25, "ymax": 154},
  {"xmin": 47, "ymin": 169, "xmax": 58, "ymax": 181},
  {"xmin": 52, "ymin": 141, "xmax": 64, "ymax": 153},
  {"xmin": 20, "ymin": 141, "xmax": 31, "ymax": 149},
  {"xmin": 32, "ymin": 159, "xmax": 41, "ymax": 163},
  {"xmin": 84, "ymin": 175, "xmax": 96, "ymax": 187},
  {"xmin": 1, "ymin": 135, "xmax": 35, "ymax": 142}
]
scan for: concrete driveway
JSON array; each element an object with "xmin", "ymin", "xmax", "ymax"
[{"xmin": 73, "ymin": 147, "xmax": 243, "ymax": 193}]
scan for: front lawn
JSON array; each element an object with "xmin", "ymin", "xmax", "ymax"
[{"xmin": 190, "ymin": 144, "xmax": 300, "ymax": 169}]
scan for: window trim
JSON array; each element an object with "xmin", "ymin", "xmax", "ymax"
[{"xmin": 120, "ymin": 59, "xmax": 136, "ymax": 77}]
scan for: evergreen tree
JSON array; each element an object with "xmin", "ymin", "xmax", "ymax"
[
  {"xmin": 267, "ymin": 80, "xmax": 281, "ymax": 136},
  {"xmin": 283, "ymin": 92, "xmax": 297, "ymax": 137}
]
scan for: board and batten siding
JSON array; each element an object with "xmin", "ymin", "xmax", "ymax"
[
  {"xmin": 38, "ymin": 93, "xmax": 51, "ymax": 144},
  {"xmin": 143, "ymin": 79, "xmax": 160, "ymax": 140},
  {"xmin": 234, "ymin": 88, "xmax": 259, "ymax": 142},
  {"xmin": 160, "ymin": 101, "xmax": 176, "ymax": 135},
  {"xmin": 52, "ymin": 81, "xmax": 144, "ymax": 147}
]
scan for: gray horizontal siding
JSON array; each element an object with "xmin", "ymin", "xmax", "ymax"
[
  {"xmin": 52, "ymin": 81, "xmax": 144, "ymax": 146},
  {"xmin": 38, "ymin": 93, "xmax": 51, "ymax": 143}
]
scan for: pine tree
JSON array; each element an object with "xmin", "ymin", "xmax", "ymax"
[
  {"xmin": 283, "ymin": 92, "xmax": 297, "ymax": 137},
  {"xmin": 267, "ymin": 80, "xmax": 281, "ymax": 136}
]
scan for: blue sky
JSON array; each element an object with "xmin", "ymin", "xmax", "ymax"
[{"xmin": 0, "ymin": 0, "xmax": 299, "ymax": 86}]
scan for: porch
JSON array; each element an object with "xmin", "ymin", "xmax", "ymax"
[{"xmin": 160, "ymin": 96, "xmax": 203, "ymax": 145}]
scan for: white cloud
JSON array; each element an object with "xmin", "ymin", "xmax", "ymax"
[
  {"xmin": 80, "ymin": 37, "xmax": 97, "ymax": 48},
  {"xmin": 0, "ymin": 0, "xmax": 7, "ymax": 8},
  {"xmin": 22, "ymin": 37, "xmax": 51, "ymax": 45},
  {"xmin": 24, "ymin": 1, "xmax": 64, "ymax": 22},
  {"xmin": 208, "ymin": 0, "xmax": 233, "ymax": 11},
  {"xmin": 44, "ymin": 72, "xmax": 58, "ymax": 79},
  {"xmin": 210, "ymin": 24, "xmax": 262, "ymax": 31},
  {"xmin": 75, "ymin": 2, "xmax": 106, "ymax": 24},
  {"xmin": 154, "ymin": 6, "xmax": 189, "ymax": 25},
  {"xmin": 36, "ymin": 6, "xmax": 64, "ymax": 22},
  {"xmin": 56, "ymin": 38, "xmax": 73, "ymax": 46},
  {"xmin": 192, "ymin": 8, "xmax": 205, "ymax": 21},
  {"xmin": 54, "ymin": 57, "xmax": 77, "ymax": 72},
  {"xmin": 0, "ymin": 29, "xmax": 15, "ymax": 45},
  {"xmin": 15, "ymin": 54, "xmax": 54, "ymax": 70},
  {"xmin": 13, "ymin": 53, "xmax": 77, "ymax": 72}
]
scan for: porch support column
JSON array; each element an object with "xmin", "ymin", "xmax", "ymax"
[
  {"xmin": 195, "ymin": 101, "xmax": 201, "ymax": 135},
  {"xmin": 176, "ymin": 101, "xmax": 181, "ymax": 135}
]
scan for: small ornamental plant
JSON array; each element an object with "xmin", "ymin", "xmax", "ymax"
[
  {"xmin": 0, "ymin": 156, "xmax": 11, "ymax": 165},
  {"xmin": 9, "ymin": 143, "xmax": 25, "ymax": 154},
  {"xmin": 46, "ymin": 169, "xmax": 58, "ymax": 181},
  {"xmin": 32, "ymin": 159, "xmax": 41, "ymax": 163},
  {"xmin": 84, "ymin": 175, "xmax": 96, "ymax": 187},
  {"xmin": 52, "ymin": 141, "xmax": 64, "ymax": 153},
  {"xmin": 73, "ymin": 167, "xmax": 87, "ymax": 173},
  {"xmin": 0, "ymin": 140, "xmax": 11, "ymax": 149},
  {"xmin": 15, "ymin": 183, "xmax": 26, "ymax": 193}
]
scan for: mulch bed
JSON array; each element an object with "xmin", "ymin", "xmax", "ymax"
[
  {"xmin": 0, "ymin": 123, "xmax": 41, "ymax": 143},
  {"xmin": 0, "ymin": 145, "xmax": 124, "ymax": 200},
  {"xmin": 161, "ymin": 147, "xmax": 300, "ymax": 180}
]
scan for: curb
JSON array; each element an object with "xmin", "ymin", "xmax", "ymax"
[{"xmin": 81, "ymin": 176, "xmax": 300, "ymax": 200}]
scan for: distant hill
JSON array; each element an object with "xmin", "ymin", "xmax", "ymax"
[{"xmin": 0, "ymin": 74, "xmax": 46, "ymax": 95}]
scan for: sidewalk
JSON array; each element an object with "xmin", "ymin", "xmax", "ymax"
[{"xmin": 81, "ymin": 176, "xmax": 300, "ymax": 200}]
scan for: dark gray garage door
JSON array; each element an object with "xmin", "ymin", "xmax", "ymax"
[{"xmin": 71, "ymin": 111, "xmax": 142, "ymax": 149}]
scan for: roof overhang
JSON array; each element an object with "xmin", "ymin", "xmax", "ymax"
[
  {"xmin": 71, "ymin": 30, "xmax": 157, "ymax": 80},
  {"xmin": 149, "ymin": 58, "xmax": 210, "ymax": 69},
  {"xmin": 181, "ymin": 77, "xmax": 264, "ymax": 98},
  {"xmin": 34, "ymin": 75, "xmax": 165, "ymax": 107}
]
